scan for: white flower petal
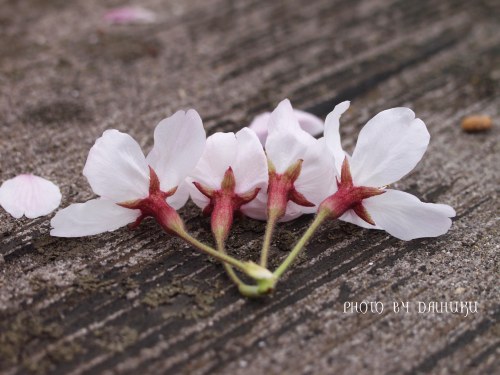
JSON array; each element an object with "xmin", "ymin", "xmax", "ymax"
[
  {"xmin": 350, "ymin": 108, "xmax": 430, "ymax": 187},
  {"xmin": 187, "ymin": 177, "xmax": 211, "ymax": 210},
  {"xmin": 294, "ymin": 137, "xmax": 336, "ymax": 213},
  {"xmin": 324, "ymin": 101, "xmax": 350, "ymax": 173},
  {"xmin": 249, "ymin": 108, "xmax": 324, "ymax": 145},
  {"xmin": 281, "ymin": 201, "xmax": 311, "ymax": 221},
  {"xmin": 167, "ymin": 180, "xmax": 190, "ymax": 210},
  {"xmin": 0, "ymin": 174, "xmax": 62, "ymax": 219},
  {"xmin": 363, "ymin": 189, "xmax": 455, "ymax": 240},
  {"xmin": 147, "ymin": 109, "xmax": 206, "ymax": 192},
  {"xmin": 294, "ymin": 110, "xmax": 324, "ymax": 137},
  {"xmin": 50, "ymin": 199, "xmax": 140, "ymax": 237},
  {"xmin": 233, "ymin": 128, "xmax": 268, "ymax": 195},
  {"xmin": 248, "ymin": 112, "xmax": 271, "ymax": 145},
  {"xmin": 189, "ymin": 132, "xmax": 237, "ymax": 190},
  {"xmin": 339, "ymin": 209, "xmax": 382, "ymax": 229},
  {"xmin": 83, "ymin": 130, "xmax": 149, "ymax": 203},
  {"xmin": 188, "ymin": 128, "xmax": 268, "ymax": 212},
  {"xmin": 240, "ymin": 191, "xmax": 267, "ymax": 220},
  {"xmin": 254, "ymin": 100, "xmax": 336, "ymax": 219},
  {"xmin": 266, "ymin": 99, "xmax": 317, "ymax": 173},
  {"xmin": 241, "ymin": 195, "xmax": 303, "ymax": 222},
  {"xmin": 104, "ymin": 6, "xmax": 156, "ymax": 24}
]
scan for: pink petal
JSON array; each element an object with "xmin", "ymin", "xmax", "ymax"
[
  {"xmin": 51, "ymin": 199, "xmax": 140, "ymax": 237},
  {"xmin": 350, "ymin": 108, "xmax": 430, "ymax": 187},
  {"xmin": 241, "ymin": 194, "xmax": 303, "ymax": 222},
  {"xmin": 83, "ymin": 130, "xmax": 150, "ymax": 203},
  {"xmin": 293, "ymin": 110, "xmax": 324, "ymax": 136},
  {"xmin": 266, "ymin": 99, "xmax": 317, "ymax": 173},
  {"xmin": 293, "ymin": 137, "xmax": 336, "ymax": 213},
  {"xmin": 248, "ymin": 113, "xmax": 270, "ymax": 144},
  {"xmin": 232, "ymin": 128, "xmax": 268, "ymax": 196},
  {"xmin": 339, "ymin": 209, "xmax": 382, "ymax": 230},
  {"xmin": 249, "ymin": 108, "xmax": 324, "ymax": 145},
  {"xmin": 239, "ymin": 191, "xmax": 267, "ymax": 220},
  {"xmin": 188, "ymin": 132, "xmax": 237, "ymax": 192},
  {"xmin": 188, "ymin": 128, "xmax": 268, "ymax": 213},
  {"xmin": 146, "ymin": 109, "xmax": 206, "ymax": 195},
  {"xmin": 324, "ymin": 101, "xmax": 350, "ymax": 174},
  {"xmin": 0, "ymin": 174, "xmax": 61, "ymax": 219},
  {"xmin": 104, "ymin": 6, "xmax": 156, "ymax": 25},
  {"xmin": 363, "ymin": 189, "xmax": 455, "ymax": 240},
  {"xmin": 167, "ymin": 180, "xmax": 191, "ymax": 210},
  {"xmin": 247, "ymin": 99, "xmax": 336, "ymax": 221}
]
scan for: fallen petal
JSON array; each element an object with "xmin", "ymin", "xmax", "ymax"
[
  {"xmin": 104, "ymin": 6, "xmax": 156, "ymax": 25},
  {"xmin": 0, "ymin": 174, "xmax": 61, "ymax": 219}
]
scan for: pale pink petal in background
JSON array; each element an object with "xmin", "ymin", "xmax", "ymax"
[
  {"xmin": 104, "ymin": 6, "xmax": 156, "ymax": 25},
  {"xmin": 249, "ymin": 108, "xmax": 324, "ymax": 145},
  {"xmin": 0, "ymin": 174, "xmax": 62, "ymax": 219}
]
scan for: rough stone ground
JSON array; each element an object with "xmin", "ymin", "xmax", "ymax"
[{"xmin": 0, "ymin": 0, "xmax": 499, "ymax": 374}]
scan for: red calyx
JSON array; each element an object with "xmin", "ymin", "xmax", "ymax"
[
  {"xmin": 267, "ymin": 159, "xmax": 314, "ymax": 219},
  {"xmin": 319, "ymin": 158, "xmax": 384, "ymax": 225},
  {"xmin": 118, "ymin": 166, "xmax": 184, "ymax": 235},
  {"xmin": 193, "ymin": 167, "xmax": 260, "ymax": 243}
]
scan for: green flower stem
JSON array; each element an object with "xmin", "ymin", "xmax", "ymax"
[
  {"xmin": 179, "ymin": 231, "xmax": 250, "ymax": 275},
  {"xmin": 273, "ymin": 210, "xmax": 328, "ymax": 279},
  {"xmin": 260, "ymin": 210, "xmax": 279, "ymax": 268},
  {"xmin": 177, "ymin": 230, "xmax": 274, "ymax": 284},
  {"xmin": 215, "ymin": 238, "xmax": 262, "ymax": 296}
]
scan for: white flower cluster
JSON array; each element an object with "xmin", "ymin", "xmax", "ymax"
[
  {"xmin": 0, "ymin": 99, "xmax": 455, "ymax": 295},
  {"xmin": 37, "ymin": 99, "xmax": 452, "ymax": 240}
]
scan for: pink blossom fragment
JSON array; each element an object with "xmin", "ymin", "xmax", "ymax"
[
  {"xmin": 249, "ymin": 109, "xmax": 324, "ymax": 145},
  {"xmin": 104, "ymin": 6, "xmax": 156, "ymax": 25},
  {"xmin": 0, "ymin": 174, "xmax": 61, "ymax": 219}
]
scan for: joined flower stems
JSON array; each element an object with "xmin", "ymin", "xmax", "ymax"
[
  {"xmin": 215, "ymin": 238, "xmax": 264, "ymax": 298},
  {"xmin": 177, "ymin": 230, "xmax": 249, "ymax": 275},
  {"xmin": 176, "ymin": 213, "xmax": 326, "ymax": 297},
  {"xmin": 177, "ymin": 203, "xmax": 328, "ymax": 296},
  {"xmin": 175, "ymin": 229, "xmax": 274, "ymax": 288}
]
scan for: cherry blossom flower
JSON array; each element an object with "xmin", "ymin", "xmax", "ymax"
[
  {"xmin": 251, "ymin": 99, "xmax": 335, "ymax": 222},
  {"xmin": 249, "ymin": 108, "xmax": 323, "ymax": 145},
  {"xmin": 104, "ymin": 6, "xmax": 156, "ymax": 25},
  {"xmin": 50, "ymin": 111, "xmax": 274, "ymax": 283},
  {"xmin": 51, "ymin": 110, "xmax": 205, "ymax": 237},
  {"xmin": 188, "ymin": 128, "xmax": 268, "ymax": 244},
  {"xmin": 320, "ymin": 101, "xmax": 455, "ymax": 240},
  {"xmin": 0, "ymin": 174, "xmax": 61, "ymax": 219},
  {"xmin": 245, "ymin": 99, "xmax": 335, "ymax": 269}
]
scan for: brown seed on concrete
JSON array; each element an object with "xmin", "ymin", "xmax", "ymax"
[{"xmin": 461, "ymin": 115, "xmax": 492, "ymax": 132}]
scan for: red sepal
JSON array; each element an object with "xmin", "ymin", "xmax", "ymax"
[
  {"xmin": 267, "ymin": 158, "xmax": 315, "ymax": 218},
  {"xmin": 194, "ymin": 167, "xmax": 261, "ymax": 243},
  {"xmin": 319, "ymin": 157, "xmax": 384, "ymax": 225},
  {"xmin": 117, "ymin": 166, "xmax": 184, "ymax": 235}
]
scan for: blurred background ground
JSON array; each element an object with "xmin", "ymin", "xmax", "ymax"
[{"xmin": 0, "ymin": 0, "xmax": 499, "ymax": 374}]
